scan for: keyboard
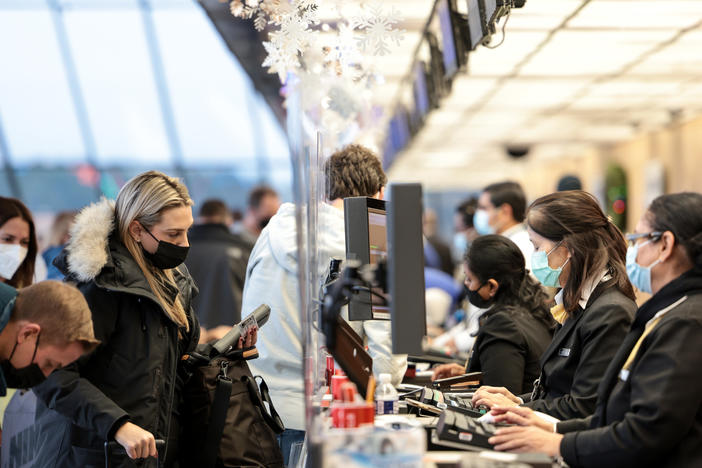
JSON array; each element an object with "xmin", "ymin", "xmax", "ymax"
[
  {"xmin": 435, "ymin": 408, "xmax": 503, "ymax": 451},
  {"xmin": 419, "ymin": 387, "xmax": 488, "ymax": 418}
]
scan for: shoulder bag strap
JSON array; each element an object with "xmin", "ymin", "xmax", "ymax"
[
  {"xmin": 203, "ymin": 362, "xmax": 233, "ymax": 468},
  {"xmin": 243, "ymin": 375, "xmax": 285, "ymax": 434}
]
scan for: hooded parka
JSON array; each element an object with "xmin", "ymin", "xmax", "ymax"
[{"xmin": 32, "ymin": 199, "xmax": 199, "ymax": 468}]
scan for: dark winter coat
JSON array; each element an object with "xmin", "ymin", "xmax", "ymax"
[
  {"xmin": 558, "ymin": 266, "xmax": 702, "ymax": 468},
  {"xmin": 467, "ymin": 306, "xmax": 553, "ymax": 395},
  {"xmin": 521, "ymin": 284, "xmax": 636, "ymax": 419},
  {"xmin": 185, "ymin": 223, "xmax": 252, "ymax": 327},
  {"xmin": 32, "ymin": 199, "xmax": 199, "ymax": 468}
]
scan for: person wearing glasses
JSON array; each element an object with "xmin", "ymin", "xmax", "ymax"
[
  {"xmin": 487, "ymin": 192, "xmax": 702, "ymax": 468},
  {"xmin": 472, "ymin": 191, "xmax": 637, "ymax": 420}
]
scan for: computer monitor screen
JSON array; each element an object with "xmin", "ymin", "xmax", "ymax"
[
  {"xmin": 368, "ymin": 206, "xmax": 391, "ymax": 319},
  {"xmin": 387, "ymin": 183, "xmax": 427, "ymax": 355},
  {"xmin": 413, "ymin": 61, "xmax": 430, "ymax": 119},
  {"xmin": 344, "ymin": 197, "xmax": 390, "ymax": 321},
  {"xmin": 437, "ymin": 0, "xmax": 458, "ymax": 77},
  {"xmin": 484, "ymin": 0, "xmax": 497, "ymax": 24},
  {"xmin": 467, "ymin": 0, "xmax": 486, "ymax": 50}
]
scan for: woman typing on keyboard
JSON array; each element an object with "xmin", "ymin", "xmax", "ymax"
[
  {"xmin": 487, "ymin": 193, "xmax": 702, "ymax": 468},
  {"xmin": 432, "ymin": 235, "xmax": 554, "ymax": 395},
  {"xmin": 472, "ymin": 191, "xmax": 637, "ymax": 420}
]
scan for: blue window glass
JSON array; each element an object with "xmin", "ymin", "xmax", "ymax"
[{"xmin": 0, "ymin": 6, "xmax": 85, "ymax": 165}]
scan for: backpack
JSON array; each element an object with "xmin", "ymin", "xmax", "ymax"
[{"xmin": 179, "ymin": 343, "xmax": 285, "ymax": 468}]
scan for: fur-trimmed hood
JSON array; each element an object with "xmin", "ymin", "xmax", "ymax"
[
  {"xmin": 61, "ymin": 197, "xmax": 116, "ymax": 282},
  {"xmin": 54, "ymin": 197, "xmax": 196, "ymax": 318}
]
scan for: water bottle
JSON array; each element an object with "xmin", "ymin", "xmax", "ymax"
[{"xmin": 374, "ymin": 373, "xmax": 399, "ymax": 415}]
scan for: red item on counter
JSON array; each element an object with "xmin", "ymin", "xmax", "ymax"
[
  {"xmin": 330, "ymin": 402, "xmax": 375, "ymax": 428},
  {"xmin": 331, "ymin": 374, "xmax": 349, "ymax": 401}
]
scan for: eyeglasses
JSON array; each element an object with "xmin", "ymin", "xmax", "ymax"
[{"xmin": 625, "ymin": 231, "xmax": 663, "ymax": 247}]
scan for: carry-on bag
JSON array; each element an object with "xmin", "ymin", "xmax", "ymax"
[{"xmin": 179, "ymin": 341, "xmax": 284, "ymax": 468}]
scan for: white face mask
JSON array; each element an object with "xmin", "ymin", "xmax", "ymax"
[{"xmin": 0, "ymin": 244, "xmax": 28, "ymax": 280}]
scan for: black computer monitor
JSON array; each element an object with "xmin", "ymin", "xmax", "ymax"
[
  {"xmin": 467, "ymin": 0, "xmax": 488, "ymax": 50},
  {"xmin": 344, "ymin": 197, "xmax": 391, "ymax": 321},
  {"xmin": 413, "ymin": 60, "xmax": 431, "ymax": 121},
  {"xmin": 387, "ymin": 183, "xmax": 427, "ymax": 355},
  {"xmin": 437, "ymin": 0, "xmax": 459, "ymax": 77}
]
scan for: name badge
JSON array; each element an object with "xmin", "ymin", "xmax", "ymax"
[
  {"xmin": 619, "ymin": 369, "xmax": 630, "ymax": 381},
  {"xmin": 558, "ymin": 348, "xmax": 571, "ymax": 357}
]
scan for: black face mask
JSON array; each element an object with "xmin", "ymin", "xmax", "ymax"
[
  {"xmin": 1, "ymin": 333, "xmax": 46, "ymax": 389},
  {"xmin": 466, "ymin": 282, "xmax": 494, "ymax": 309},
  {"xmin": 258, "ymin": 216, "xmax": 272, "ymax": 230},
  {"xmin": 143, "ymin": 228, "xmax": 189, "ymax": 270}
]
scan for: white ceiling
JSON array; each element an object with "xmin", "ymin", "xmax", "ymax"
[{"xmin": 365, "ymin": 0, "xmax": 702, "ymax": 189}]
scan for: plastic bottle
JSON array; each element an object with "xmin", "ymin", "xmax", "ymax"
[{"xmin": 374, "ymin": 373, "xmax": 399, "ymax": 415}]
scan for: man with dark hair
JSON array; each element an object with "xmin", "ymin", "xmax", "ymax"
[
  {"xmin": 474, "ymin": 181, "xmax": 533, "ymax": 268},
  {"xmin": 186, "ymin": 199, "xmax": 252, "ymax": 341},
  {"xmin": 241, "ymin": 185, "xmax": 280, "ymax": 244},
  {"xmin": 241, "ymin": 144, "xmax": 406, "ymax": 464},
  {"xmin": 324, "ymin": 143, "xmax": 387, "ymax": 200}
]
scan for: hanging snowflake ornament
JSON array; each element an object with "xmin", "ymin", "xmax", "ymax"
[
  {"xmin": 272, "ymin": 11, "xmax": 314, "ymax": 55},
  {"xmin": 262, "ymin": 39, "xmax": 299, "ymax": 82},
  {"xmin": 253, "ymin": 11, "xmax": 266, "ymax": 30},
  {"xmin": 293, "ymin": 0, "xmax": 317, "ymax": 10},
  {"xmin": 229, "ymin": 0, "xmax": 244, "ymax": 16},
  {"xmin": 228, "ymin": 0, "xmax": 406, "ymax": 152},
  {"xmin": 352, "ymin": 3, "xmax": 405, "ymax": 56}
]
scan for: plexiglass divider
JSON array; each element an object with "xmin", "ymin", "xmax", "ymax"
[{"xmin": 287, "ymin": 85, "xmax": 327, "ymax": 467}]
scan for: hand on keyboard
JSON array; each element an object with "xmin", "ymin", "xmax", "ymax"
[
  {"xmin": 490, "ymin": 405, "xmax": 556, "ymax": 433},
  {"xmin": 488, "ymin": 425, "xmax": 564, "ymax": 457},
  {"xmin": 471, "ymin": 386, "xmax": 521, "ymax": 409}
]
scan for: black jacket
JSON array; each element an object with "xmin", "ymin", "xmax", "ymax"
[
  {"xmin": 32, "ymin": 199, "xmax": 199, "ymax": 468},
  {"xmin": 559, "ymin": 266, "xmax": 702, "ymax": 468},
  {"xmin": 185, "ymin": 223, "xmax": 252, "ymax": 327},
  {"xmin": 522, "ymin": 284, "xmax": 636, "ymax": 419},
  {"xmin": 467, "ymin": 306, "xmax": 553, "ymax": 394}
]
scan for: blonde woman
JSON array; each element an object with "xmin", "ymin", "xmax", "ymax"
[{"xmin": 33, "ymin": 171, "xmax": 255, "ymax": 467}]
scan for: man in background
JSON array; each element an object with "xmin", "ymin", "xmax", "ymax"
[
  {"xmin": 240, "ymin": 186, "xmax": 280, "ymax": 245},
  {"xmin": 186, "ymin": 199, "xmax": 252, "ymax": 342},
  {"xmin": 474, "ymin": 181, "xmax": 534, "ymax": 268}
]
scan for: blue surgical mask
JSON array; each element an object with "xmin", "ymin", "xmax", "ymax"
[
  {"xmin": 473, "ymin": 209, "xmax": 494, "ymax": 235},
  {"xmin": 531, "ymin": 242, "xmax": 569, "ymax": 288},
  {"xmin": 626, "ymin": 241, "xmax": 660, "ymax": 294}
]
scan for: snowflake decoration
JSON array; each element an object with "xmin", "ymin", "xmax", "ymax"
[
  {"xmin": 262, "ymin": 40, "xmax": 299, "ymax": 82},
  {"xmin": 294, "ymin": 0, "xmax": 317, "ymax": 9},
  {"xmin": 323, "ymin": 21, "xmax": 364, "ymax": 79},
  {"xmin": 229, "ymin": 0, "xmax": 406, "ymax": 153},
  {"xmin": 229, "ymin": 0, "xmax": 244, "ymax": 16},
  {"xmin": 352, "ymin": 4, "xmax": 405, "ymax": 56},
  {"xmin": 269, "ymin": 11, "xmax": 314, "ymax": 56},
  {"xmin": 254, "ymin": 11, "xmax": 267, "ymax": 31}
]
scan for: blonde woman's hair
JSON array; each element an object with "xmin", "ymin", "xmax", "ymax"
[{"xmin": 114, "ymin": 171, "xmax": 193, "ymax": 331}]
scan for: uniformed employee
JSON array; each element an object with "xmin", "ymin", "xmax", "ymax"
[
  {"xmin": 473, "ymin": 190, "xmax": 637, "ymax": 420},
  {"xmin": 489, "ymin": 192, "xmax": 702, "ymax": 468}
]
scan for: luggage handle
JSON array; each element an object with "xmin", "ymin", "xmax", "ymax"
[{"xmin": 104, "ymin": 439, "xmax": 165, "ymax": 468}]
